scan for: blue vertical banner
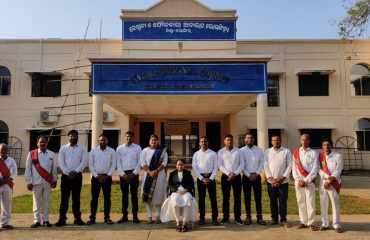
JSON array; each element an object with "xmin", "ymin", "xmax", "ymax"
[{"xmin": 123, "ymin": 20, "xmax": 236, "ymax": 41}]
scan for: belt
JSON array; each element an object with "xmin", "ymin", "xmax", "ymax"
[
  {"xmin": 124, "ymin": 169, "xmax": 134, "ymax": 174},
  {"xmin": 98, "ymin": 174, "xmax": 108, "ymax": 176},
  {"xmin": 201, "ymin": 173, "xmax": 212, "ymax": 178}
]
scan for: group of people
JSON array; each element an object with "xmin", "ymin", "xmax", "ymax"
[{"xmin": 0, "ymin": 130, "xmax": 343, "ymax": 234}]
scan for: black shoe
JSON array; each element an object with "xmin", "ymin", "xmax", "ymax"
[
  {"xmin": 244, "ymin": 218, "xmax": 252, "ymax": 225},
  {"xmin": 43, "ymin": 221, "xmax": 53, "ymax": 227},
  {"xmin": 133, "ymin": 215, "xmax": 140, "ymax": 224},
  {"xmin": 73, "ymin": 219, "xmax": 86, "ymax": 226},
  {"xmin": 117, "ymin": 215, "xmax": 128, "ymax": 224},
  {"xmin": 257, "ymin": 218, "xmax": 266, "ymax": 225},
  {"xmin": 234, "ymin": 219, "xmax": 245, "ymax": 226},
  {"xmin": 212, "ymin": 219, "xmax": 220, "ymax": 226},
  {"xmin": 31, "ymin": 222, "xmax": 41, "ymax": 228},
  {"xmin": 104, "ymin": 219, "xmax": 114, "ymax": 225},
  {"xmin": 86, "ymin": 219, "xmax": 96, "ymax": 226},
  {"xmin": 198, "ymin": 219, "xmax": 205, "ymax": 225},
  {"xmin": 1, "ymin": 224, "xmax": 14, "ymax": 230},
  {"xmin": 54, "ymin": 219, "xmax": 66, "ymax": 227},
  {"xmin": 220, "ymin": 218, "xmax": 230, "ymax": 225}
]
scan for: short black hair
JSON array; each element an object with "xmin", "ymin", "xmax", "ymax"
[
  {"xmin": 125, "ymin": 131, "xmax": 134, "ymax": 137},
  {"xmin": 99, "ymin": 133, "xmax": 108, "ymax": 139},
  {"xmin": 199, "ymin": 136, "xmax": 208, "ymax": 141},
  {"xmin": 68, "ymin": 130, "xmax": 78, "ymax": 136},
  {"xmin": 270, "ymin": 134, "xmax": 281, "ymax": 140},
  {"xmin": 245, "ymin": 132, "xmax": 254, "ymax": 138},
  {"xmin": 224, "ymin": 133, "xmax": 233, "ymax": 139}
]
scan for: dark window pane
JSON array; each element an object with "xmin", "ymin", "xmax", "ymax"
[
  {"xmin": 267, "ymin": 75, "xmax": 280, "ymax": 107},
  {"xmin": 356, "ymin": 131, "xmax": 365, "ymax": 151},
  {"xmin": 300, "ymin": 129, "xmax": 331, "ymax": 148},
  {"xmin": 298, "ymin": 73, "xmax": 329, "ymax": 96},
  {"xmin": 29, "ymin": 129, "xmax": 61, "ymax": 152},
  {"xmin": 31, "ymin": 74, "xmax": 61, "ymax": 97},
  {"xmin": 0, "ymin": 67, "xmax": 11, "ymax": 96}
]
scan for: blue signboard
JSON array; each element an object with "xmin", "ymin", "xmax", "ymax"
[
  {"xmin": 91, "ymin": 62, "xmax": 267, "ymax": 95},
  {"xmin": 123, "ymin": 20, "xmax": 236, "ymax": 41}
]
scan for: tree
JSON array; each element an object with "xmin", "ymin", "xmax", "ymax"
[{"xmin": 338, "ymin": 0, "xmax": 370, "ymax": 39}]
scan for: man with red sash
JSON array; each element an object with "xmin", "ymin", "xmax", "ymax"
[
  {"xmin": 0, "ymin": 143, "xmax": 17, "ymax": 230},
  {"xmin": 318, "ymin": 139, "xmax": 343, "ymax": 233},
  {"xmin": 25, "ymin": 136, "xmax": 58, "ymax": 228},
  {"xmin": 292, "ymin": 134, "xmax": 318, "ymax": 231}
]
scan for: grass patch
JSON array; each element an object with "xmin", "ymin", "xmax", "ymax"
[{"xmin": 12, "ymin": 180, "xmax": 370, "ymax": 215}]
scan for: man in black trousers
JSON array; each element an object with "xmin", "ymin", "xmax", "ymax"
[
  {"xmin": 116, "ymin": 131, "xmax": 142, "ymax": 223},
  {"xmin": 218, "ymin": 134, "xmax": 245, "ymax": 225},
  {"xmin": 192, "ymin": 136, "xmax": 219, "ymax": 225},
  {"xmin": 55, "ymin": 130, "xmax": 88, "ymax": 226},
  {"xmin": 240, "ymin": 133, "xmax": 266, "ymax": 225}
]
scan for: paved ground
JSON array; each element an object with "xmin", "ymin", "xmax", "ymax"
[
  {"xmin": 1, "ymin": 213, "xmax": 369, "ymax": 240},
  {"xmin": 7, "ymin": 172, "xmax": 370, "ymax": 239}
]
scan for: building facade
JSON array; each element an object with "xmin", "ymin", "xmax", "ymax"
[{"xmin": 0, "ymin": 0, "xmax": 369, "ymax": 169}]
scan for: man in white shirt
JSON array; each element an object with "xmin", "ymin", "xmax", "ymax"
[
  {"xmin": 264, "ymin": 135, "xmax": 292, "ymax": 227},
  {"xmin": 318, "ymin": 139, "xmax": 344, "ymax": 233},
  {"xmin": 292, "ymin": 134, "xmax": 319, "ymax": 231},
  {"xmin": 87, "ymin": 134, "xmax": 116, "ymax": 225},
  {"xmin": 25, "ymin": 136, "xmax": 58, "ymax": 228},
  {"xmin": 218, "ymin": 133, "xmax": 244, "ymax": 226},
  {"xmin": 240, "ymin": 133, "xmax": 266, "ymax": 225},
  {"xmin": 116, "ymin": 131, "xmax": 142, "ymax": 224},
  {"xmin": 55, "ymin": 130, "xmax": 88, "ymax": 227},
  {"xmin": 192, "ymin": 136, "xmax": 219, "ymax": 226},
  {"xmin": 0, "ymin": 143, "xmax": 17, "ymax": 230}
]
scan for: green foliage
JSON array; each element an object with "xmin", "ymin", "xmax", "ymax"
[
  {"xmin": 338, "ymin": 0, "xmax": 370, "ymax": 39},
  {"xmin": 12, "ymin": 181, "xmax": 370, "ymax": 215}
]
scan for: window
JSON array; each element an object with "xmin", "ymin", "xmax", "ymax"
[
  {"xmin": 0, "ymin": 66, "xmax": 11, "ymax": 96},
  {"xmin": 249, "ymin": 74, "xmax": 280, "ymax": 107},
  {"xmin": 29, "ymin": 129, "xmax": 61, "ymax": 152},
  {"xmin": 267, "ymin": 75, "xmax": 280, "ymax": 107},
  {"xmin": 87, "ymin": 130, "xmax": 119, "ymax": 151},
  {"xmin": 356, "ymin": 118, "xmax": 370, "ymax": 151},
  {"xmin": 298, "ymin": 73, "xmax": 329, "ymax": 96},
  {"xmin": 0, "ymin": 120, "xmax": 9, "ymax": 144},
  {"xmin": 350, "ymin": 64, "xmax": 370, "ymax": 96},
  {"xmin": 300, "ymin": 129, "xmax": 331, "ymax": 148},
  {"xmin": 31, "ymin": 73, "xmax": 61, "ymax": 97}
]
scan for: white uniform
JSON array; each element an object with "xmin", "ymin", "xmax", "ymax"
[
  {"xmin": 192, "ymin": 148, "xmax": 218, "ymax": 181},
  {"xmin": 24, "ymin": 149, "xmax": 58, "ymax": 223},
  {"xmin": 240, "ymin": 145, "xmax": 264, "ymax": 177},
  {"xmin": 318, "ymin": 151, "xmax": 343, "ymax": 229},
  {"xmin": 292, "ymin": 147, "xmax": 318, "ymax": 226},
  {"xmin": 0, "ymin": 156, "xmax": 17, "ymax": 226},
  {"xmin": 88, "ymin": 146, "xmax": 116, "ymax": 177},
  {"xmin": 58, "ymin": 143, "xmax": 88, "ymax": 175},
  {"xmin": 218, "ymin": 147, "xmax": 244, "ymax": 175},
  {"xmin": 116, "ymin": 143, "xmax": 142, "ymax": 176},
  {"xmin": 264, "ymin": 147, "xmax": 292, "ymax": 183}
]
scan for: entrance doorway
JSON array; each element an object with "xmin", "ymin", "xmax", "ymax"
[
  {"xmin": 206, "ymin": 122, "xmax": 221, "ymax": 151},
  {"xmin": 139, "ymin": 122, "xmax": 155, "ymax": 149}
]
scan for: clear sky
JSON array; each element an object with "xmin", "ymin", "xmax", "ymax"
[{"xmin": 0, "ymin": 0, "xmax": 367, "ymax": 40}]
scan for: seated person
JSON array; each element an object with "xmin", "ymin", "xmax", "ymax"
[{"xmin": 161, "ymin": 159, "xmax": 198, "ymax": 232}]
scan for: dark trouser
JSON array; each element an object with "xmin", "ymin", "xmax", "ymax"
[
  {"xmin": 242, "ymin": 175, "xmax": 263, "ymax": 219},
  {"xmin": 59, "ymin": 172, "xmax": 83, "ymax": 220},
  {"xmin": 120, "ymin": 172, "xmax": 139, "ymax": 216},
  {"xmin": 267, "ymin": 182, "xmax": 288, "ymax": 222},
  {"xmin": 90, "ymin": 175, "xmax": 112, "ymax": 220},
  {"xmin": 221, "ymin": 174, "xmax": 241, "ymax": 220},
  {"xmin": 197, "ymin": 178, "xmax": 218, "ymax": 220}
]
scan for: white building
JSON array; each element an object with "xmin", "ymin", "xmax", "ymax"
[{"xmin": 0, "ymin": 0, "xmax": 369, "ymax": 170}]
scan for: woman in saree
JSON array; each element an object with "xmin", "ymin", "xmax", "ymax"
[{"xmin": 140, "ymin": 134, "xmax": 168, "ymax": 224}]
